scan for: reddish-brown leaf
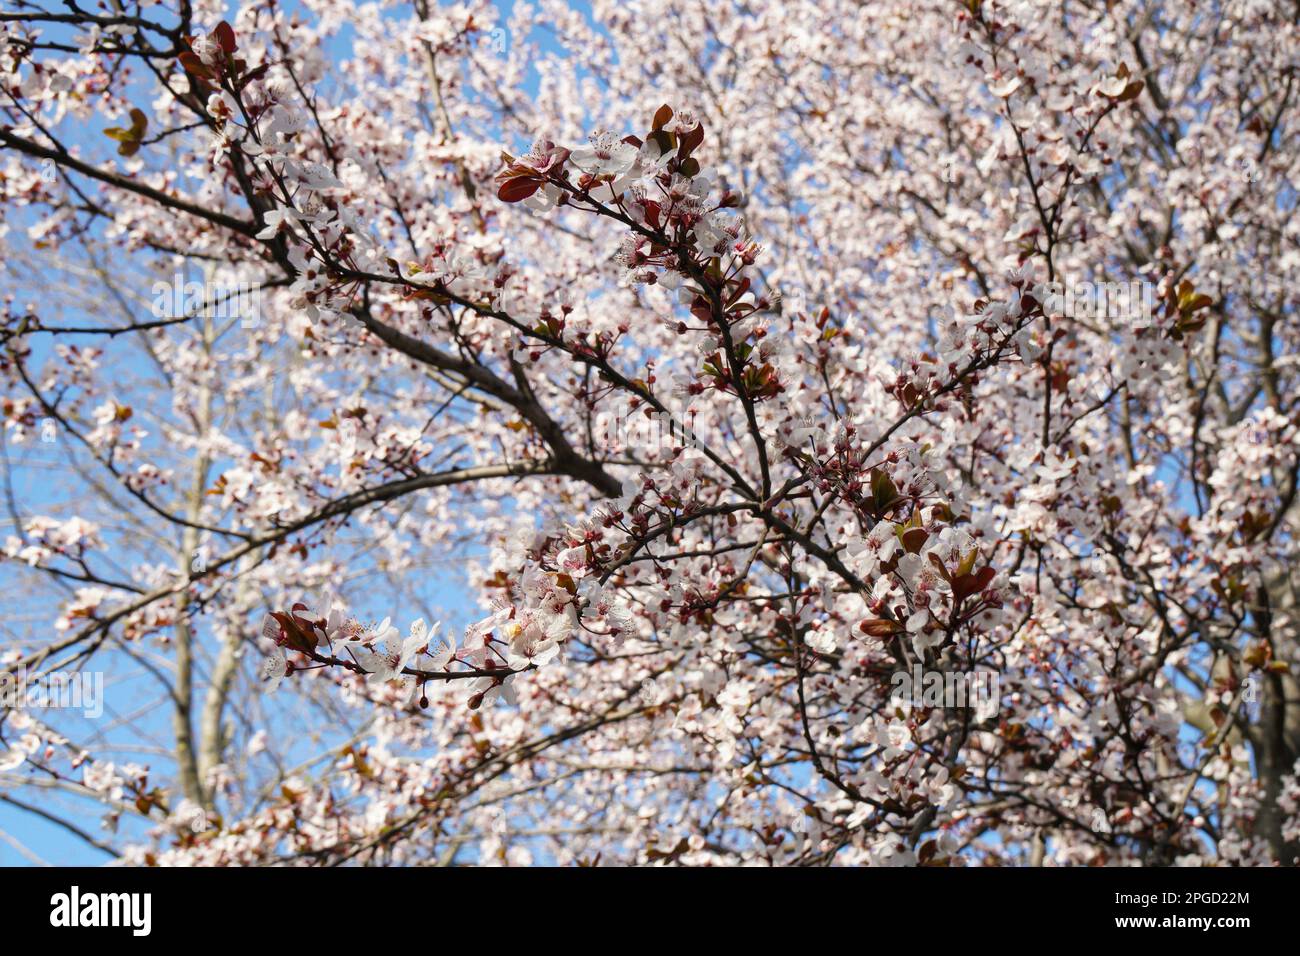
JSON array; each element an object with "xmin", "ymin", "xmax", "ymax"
[
  {"xmin": 678, "ymin": 122, "xmax": 705, "ymax": 159},
  {"xmin": 497, "ymin": 176, "xmax": 542, "ymax": 203},
  {"xmin": 269, "ymin": 610, "xmax": 319, "ymax": 653},
  {"xmin": 901, "ymin": 527, "xmax": 929, "ymax": 554},
  {"xmin": 860, "ymin": 619, "xmax": 902, "ymax": 637},
  {"xmin": 178, "ymin": 51, "xmax": 213, "ymax": 79},
  {"xmin": 214, "ymin": 21, "xmax": 237, "ymax": 54}
]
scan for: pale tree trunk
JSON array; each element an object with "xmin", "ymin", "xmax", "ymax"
[
  {"xmin": 197, "ymin": 374, "xmax": 280, "ymax": 801},
  {"xmin": 197, "ymin": 554, "xmax": 259, "ymax": 795},
  {"xmin": 170, "ymin": 300, "xmax": 214, "ymax": 807}
]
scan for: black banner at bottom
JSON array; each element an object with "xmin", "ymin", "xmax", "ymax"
[{"xmin": 0, "ymin": 864, "xmax": 1281, "ymax": 944}]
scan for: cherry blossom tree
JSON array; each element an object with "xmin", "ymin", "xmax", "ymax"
[{"xmin": 1, "ymin": 0, "xmax": 1298, "ymax": 866}]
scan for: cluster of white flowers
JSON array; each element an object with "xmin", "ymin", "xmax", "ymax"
[
  {"xmin": 260, "ymin": 592, "xmax": 455, "ymax": 701},
  {"xmin": 4, "ymin": 515, "xmax": 102, "ymax": 566},
  {"xmin": 259, "ymin": 590, "xmax": 620, "ymax": 710}
]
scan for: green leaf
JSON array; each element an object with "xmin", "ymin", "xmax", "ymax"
[{"xmin": 870, "ymin": 469, "xmax": 898, "ymax": 510}]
